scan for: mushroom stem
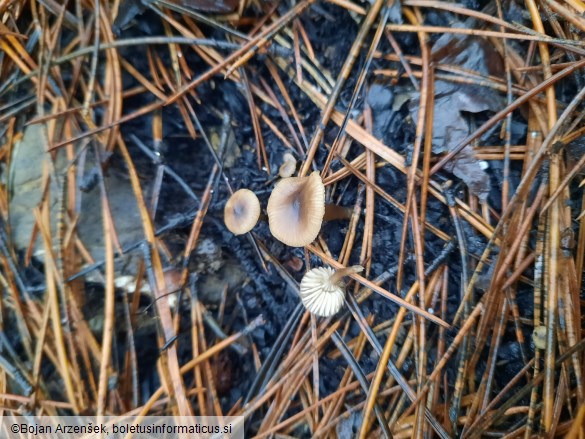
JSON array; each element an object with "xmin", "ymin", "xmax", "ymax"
[
  {"xmin": 329, "ymin": 265, "xmax": 364, "ymax": 286},
  {"xmin": 323, "ymin": 204, "xmax": 353, "ymax": 221}
]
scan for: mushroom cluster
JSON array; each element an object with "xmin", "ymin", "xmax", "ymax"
[
  {"xmin": 223, "ymin": 171, "xmax": 351, "ymax": 247},
  {"xmin": 223, "ymin": 175, "xmax": 361, "ymax": 317}
]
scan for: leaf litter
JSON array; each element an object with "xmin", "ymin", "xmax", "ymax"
[{"xmin": 1, "ymin": 0, "xmax": 585, "ymax": 437}]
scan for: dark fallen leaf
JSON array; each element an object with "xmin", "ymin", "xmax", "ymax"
[
  {"xmin": 410, "ymin": 28, "xmax": 504, "ymax": 199},
  {"xmin": 336, "ymin": 411, "xmax": 362, "ymax": 439},
  {"xmin": 365, "ymin": 0, "xmax": 403, "ymax": 24},
  {"xmin": 367, "ymin": 82, "xmax": 395, "ymax": 141},
  {"xmin": 426, "ymin": 79, "xmax": 501, "ymax": 155},
  {"xmin": 447, "ymin": 150, "xmax": 491, "ymax": 200},
  {"xmin": 387, "ymin": 0, "xmax": 403, "ymax": 24},
  {"xmin": 430, "ymin": 26, "xmax": 503, "ymax": 76},
  {"xmin": 113, "ymin": 0, "xmax": 145, "ymax": 34}
]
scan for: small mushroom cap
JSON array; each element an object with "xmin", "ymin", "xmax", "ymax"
[
  {"xmin": 267, "ymin": 171, "xmax": 325, "ymax": 247},
  {"xmin": 279, "ymin": 152, "xmax": 297, "ymax": 178},
  {"xmin": 224, "ymin": 189, "xmax": 261, "ymax": 235},
  {"xmin": 300, "ymin": 267, "xmax": 345, "ymax": 317}
]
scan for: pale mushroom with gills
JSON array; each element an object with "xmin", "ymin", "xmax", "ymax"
[
  {"xmin": 266, "ymin": 171, "xmax": 353, "ymax": 247},
  {"xmin": 300, "ymin": 265, "xmax": 363, "ymax": 317},
  {"xmin": 224, "ymin": 189, "xmax": 261, "ymax": 235}
]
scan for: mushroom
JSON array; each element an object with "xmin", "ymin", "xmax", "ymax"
[
  {"xmin": 267, "ymin": 171, "xmax": 352, "ymax": 247},
  {"xmin": 279, "ymin": 152, "xmax": 297, "ymax": 178},
  {"xmin": 300, "ymin": 265, "xmax": 363, "ymax": 317},
  {"xmin": 224, "ymin": 189, "xmax": 261, "ymax": 235},
  {"xmin": 267, "ymin": 171, "xmax": 324, "ymax": 246}
]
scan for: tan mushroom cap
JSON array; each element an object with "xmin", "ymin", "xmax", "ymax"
[
  {"xmin": 267, "ymin": 171, "xmax": 325, "ymax": 247},
  {"xmin": 300, "ymin": 267, "xmax": 345, "ymax": 317},
  {"xmin": 224, "ymin": 189, "xmax": 261, "ymax": 235}
]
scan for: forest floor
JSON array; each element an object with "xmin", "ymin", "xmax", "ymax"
[{"xmin": 1, "ymin": 0, "xmax": 584, "ymax": 437}]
